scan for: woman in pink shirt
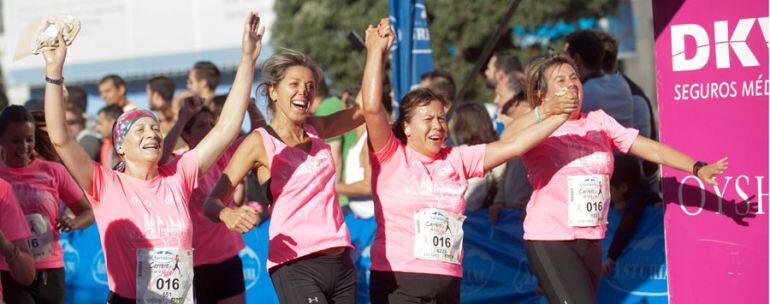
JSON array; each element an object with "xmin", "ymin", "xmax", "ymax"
[
  {"xmin": 158, "ymin": 97, "xmax": 264, "ymax": 304},
  {"xmin": 41, "ymin": 12, "xmax": 265, "ymax": 303},
  {"xmin": 504, "ymin": 54, "xmax": 727, "ymax": 304},
  {"xmin": 205, "ymin": 49, "xmax": 366, "ymax": 304},
  {"xmin": 0, "ymin": 105, "xmax": 93, "ymax": 304},
  {"xmin": 360, "ymin": 20, "xmax": 577, "ymax": 304},
  {"xmin": 0, "ymin": 178, "xmax": 36, "ymax": 303}
]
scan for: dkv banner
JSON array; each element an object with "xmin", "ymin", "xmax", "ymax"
[{"xmin": 652, "ymin": 0, "xmax": 768, "ymax": 303}]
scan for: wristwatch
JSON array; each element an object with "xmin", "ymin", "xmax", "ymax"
[{"xmin": 693, "ymin": 161, "xmax": 708, "ymax": 177}]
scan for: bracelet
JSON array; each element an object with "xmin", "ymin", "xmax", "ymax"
[
  {"xmin": 692, "ymin": 161, "xmax": 708, "ymax": 177},
  {"xmin": 45, "ymin": 76, "xmax": 64, "ymax": 85},
  {"xmin": 534, "ymin": 106, "xmax": 543, "ymax": 122}
]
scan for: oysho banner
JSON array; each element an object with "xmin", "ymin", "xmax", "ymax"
[{"xmin": 652, "ymin": 0, "xmax": 769, "ymax": 303}]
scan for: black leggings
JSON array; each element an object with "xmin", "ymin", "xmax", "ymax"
[
  {"xmin": 1, "ymin": 268, "xmax": 65, "ymax": 304},
  {"xmin": 369, "ymin": 270, "xmax": 461, "ymax": 304},
  {"xmin": 524, "ymin": 239, "xmax": 602, "ymax": 304},
  {"xmin": 269, "ymin": 249, "xmax": 357, "ymax": 304}
]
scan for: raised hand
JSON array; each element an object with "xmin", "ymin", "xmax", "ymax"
[
  {"xmin": 698, "ymin": 157, "xmax": 728, "ymax": 185},
  {"xmin": 365, "ymin": 18, "xmax": 393, "ymax": 54},
  {"xmin": 178, "ymin": 96, "xmax": 204, "ymax": 122},
  {"xmin": 43, "ymin": 35, "xmax": 67, "ymax": 76},
  {"xmin": 242, "ymin": 12, "xmax": 266, "ymax": 63}
]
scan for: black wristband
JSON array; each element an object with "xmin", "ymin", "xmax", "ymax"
[
  {"xmin": 45, "ymin": 76, "xmax": 64, "ymax": 85},
  {"xmin": 693, "ymin": 161, "xmax": 708, "ymax": 177}
]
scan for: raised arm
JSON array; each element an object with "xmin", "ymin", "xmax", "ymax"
[
  {"xmin": 360, "ymin": 19, "xmax": 395, "ymax": 151},
  {"xmin": 195, "ymin": 12, "xmax": 265, "ymax": 176},
  {"xmin": 629, "ymin": 136, "xmax": 727, "ymax": 185},
  {"xmin": 484, "ymin": 113, "xmax": 569, "ymax": 171},
  {"xmin": 42, "ymin": 35, "xmax": 95, "ymax": 193},
  {"xmin": 204, "ymin": 132, "xmax": 263, "ymax": 233},
  {"xmin": 307, "ymin": 106, "xmax": 365, "ymax": 139}
]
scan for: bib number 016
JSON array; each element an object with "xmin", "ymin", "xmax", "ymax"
[
  {"xmin": 585, "ymin": 201, "xmax": 603, "ymax": 212},
  {"xmin": 156, "ymin": 278, "xmax": 180, "ymax": 291},
  {"xmin": 432, "ymin": 236, "xmax": 451, "ymax": 248}
]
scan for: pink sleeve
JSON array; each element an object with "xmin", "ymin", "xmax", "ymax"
[
  {"xmin": 0, "ymin": 184, "xmax": 31, "ymax": 242},
  {"xmin": 594, "ymin": 110, "xmax": 639, "ymax": 153},
  {"xmin": 177, "ymin": 148, "xmax": 201, "ymax": 193},
  {"xmin": 53, "ymin": 163, "xmax": 85, "ymax": 206},
  {"xmin": 457, "ymin": 144, "xmax": 487, "ymax": 179},
  {"xmin": 89, "ymin": 163, "xmax": 112, "ymax": 205},
  {"xmin": 370, "ymin": 130, "xmax": 400, "ymax": 163}
]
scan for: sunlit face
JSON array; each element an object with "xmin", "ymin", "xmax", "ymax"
[
  {"xmin": 404, "ymin": 100, "xmax": 447, "ymax": 157},
  {"xmin": 181, "ymin": 111, "xmax": 215, "ymax": 149},
  {"xmin": 96, "ymin": 112, "xmax": 115, "ymax": 139},
  {"xmin": 1, "ymin": 122, "xmax": 35, "ymax": 167},
  {"xmin": 65, "ymin": 110, "xmax": 83, "ymax": 137},
  {"xmin": 187, "ymin": 69, "xmax": 204, "ymax": 95},
  {"xmin": 484, "ymin": 55, "xmax": 499, "ymax": 88},
  {"xmin": 269, "ymin": 66, "xmax": 316, "ymax": 124},
  {"xmin": 99, "ymin": 80, "xmax": 124, "ymax": 106},
  {"xmin": 117, "ymin": 117, "xmax": 163, "ymax": 164},
  {"xmin": 542, "ymin": 63, "xmax": 583, "ymax": 117}
]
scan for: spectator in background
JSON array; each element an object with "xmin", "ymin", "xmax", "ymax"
[
  {"xmin": 449, "ymin": 102, "xmax": 506, "ymax": 212},
  {"xmin": 564, "ymin": 30, "xmax": 634, "ymax": 128},
  {"xmin": 146, "ymin": 76, "xmax": 177, "ymax": 136},
  {"xmin": 419, "ymin": 70, "xmax": 456, "ymax": 111},
  {"xmin": 96, "ymin": 104, "xmax": 123, "ymax": 168},
  {"xmin": 489, "ymin": 91, "xmax": 535, "ymax": 224},
  {"xmin": 98, "ymin": 74, "xmax": 137, "ymax": 111},
  {"xmin": 65, "ymin": 107, "xmax": 101, "ymax": 162},
  {"xmin": 603, "ymin": 153, "xmax": 643, "ymax": 277},
  {"xmin": 65, "ymin": 86, "xmax": 98, "ymax": 133},
  {"xmin": 187, "ymin": 61, "xmax": 221, "ymax": 110},
  {"xmin": 484, "ymin": 50, "xmax": 525, "ymax": 134}
]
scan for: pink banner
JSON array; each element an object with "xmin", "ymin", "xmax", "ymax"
[{"xmin": 652, "ymin": 0, "xmax": 768, "ymax": 303}]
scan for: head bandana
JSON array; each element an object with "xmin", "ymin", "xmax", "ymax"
[{"xmin": 112, "ymin": 109, "xmax": 159, "ymax": 156}]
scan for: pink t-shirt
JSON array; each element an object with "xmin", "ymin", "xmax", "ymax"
[
  {"xmin": 521, "ymin": 110, "xmax": 639, "ymax": 240},
  {"xmin": 0, "ymin": 178, "xmax": 32, "ymax": 302},
  {"xmin": 182, "ymin": 138, "xmax": 245, "ymax": 266},
  {"xmin": 0, "ymin": 159, "xmax": 84, "ymax": 270},
  {"xmin": 256, "ymin": 126, "xmax": 351, "ymax": 271},
  {"xmin": 369, "ymin": 131, "xmax": 486, "ymax": 278},
  {"xmin": 87, "ymin": 151, "xmax": 199, "ymax": 298}
]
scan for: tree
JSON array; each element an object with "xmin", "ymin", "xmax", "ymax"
[{"xmin": 272, "ymin": 0, "xmax": 619, "ymax": 100}]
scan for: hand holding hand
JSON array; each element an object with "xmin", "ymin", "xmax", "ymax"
[
  {"xmin": 365, "ymin": 18, "xmax": 394, "ymax": 54},
  {"xmin": 220, "ymin": 205, "xmax": 259, "ymax": 233}
]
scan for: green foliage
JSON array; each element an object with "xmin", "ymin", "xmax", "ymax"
[{"xmin": 271, "ymin": 0, "xmax": 618, "ymax": 101}]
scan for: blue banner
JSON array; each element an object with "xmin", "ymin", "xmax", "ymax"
[
  {"xmin": 61, "ymin": 207, "xmax": 667, "ymax": 303},
  {"xmin": 389, "ymin": 0, "xmax": 435, "ymax": 112}
]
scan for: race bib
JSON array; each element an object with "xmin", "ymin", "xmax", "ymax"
[
  {"xmin": 136, "ymin": 248, "xmax": 194, "ymax": 304},
  {"xmin": 413, "ymin": 208, "xmax": 466, "ymax": 264},
  {"xmin": 567, "ymin": 174, "xmax": 610, "ymax": 227},
  {"xmin": 25, "ymin": 213, "xmax": 55, "ymax": 259}
]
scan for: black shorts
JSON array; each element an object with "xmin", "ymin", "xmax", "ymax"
[
  {"xmin": 270, "ymin": 249, "xmax": 357, "ymax": 304},
  {"xmin": 369, "ymin": 270, "xmax": 461, "ymax": 304},
  {"xmin": 193, "ymin": 255, "xmax": 246, "ymax": 303},
  {"xmin": 524, "ymin": 239, "xmax": 602, "ymax": 304},
  {"xmin": 1, "ymin": 268, "xmax": 65, "ymax": 304}
]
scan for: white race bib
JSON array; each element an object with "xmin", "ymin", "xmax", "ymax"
[
  {"xmin": 136, "ymin": 248, "xmax": 194, "ymax": 304},
  {"xmin": 567, "ymin": 174, "xmax": 610, "ymax": 227},
  {"xmin": 25, "ymin": 213, "xmax": 54, "ymax": 259},
  {"xmin": 413, "ymin": 208, "xmax": 466, "ymax": 264}
]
